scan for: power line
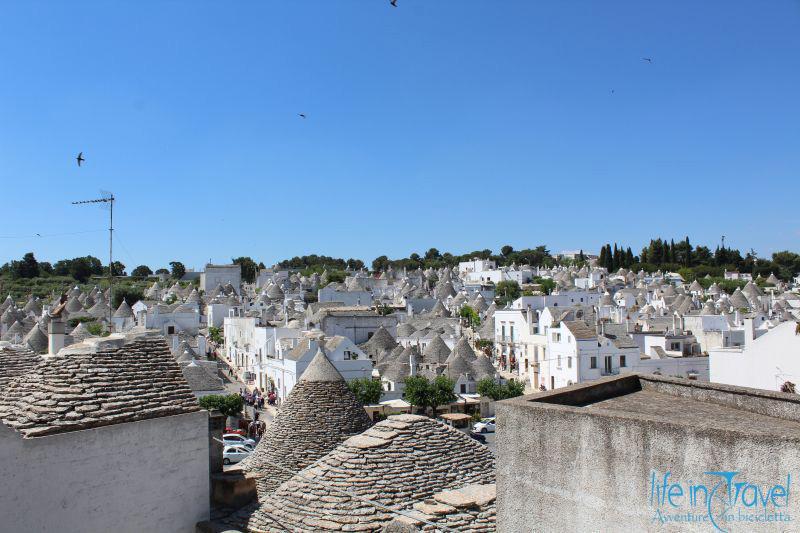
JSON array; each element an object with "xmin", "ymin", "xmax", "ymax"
[{"xmin": 0, "ymin": 229, "xmax": 106, "ymax": 239}]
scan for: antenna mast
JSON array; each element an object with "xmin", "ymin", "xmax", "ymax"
[{"xmin": 72, "ymin": 194, "xmax": 115, "ymax": 325}]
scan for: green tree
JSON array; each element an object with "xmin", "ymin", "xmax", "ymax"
[
  {"xmin": 14, "ymin": 252, "xmax": 40, "ymax": 279},
  {"xmin": 112, "ymin": 286, "xmax": 144, "ymax": 309},
  {"xmin": 477, "ymin": 377, "xmax": 525, "ymax": 400},
  {"xmin": 495, "ymin": 280, "xmax": 521, "ymax": 305},
  {"xmin": 155, "ymin": 268, "xmax": 170, "ymax": 275},
  {"xmin": 504, "ymin": 379, "xmax": 525, "ymax": 398},
  {"xmin": 372, "ymin": 255, "xmax": 390, "ymax": 272},
  {"xmin": 232, "ymin": 256, "xmax": 258, "ymax": 283},
  {"xmin": 169, "ymin": 261, "xmax": 186, "ymax": 279},
  {"xmin": 403, "ymin": 375, "xmax": 456, "ymax": 416},
  {"xmin": 403, "ymin": 376, "xmax": 431, "ymax": 414},
  {"xmin": 131, "ymin": 265, "xmax": 153, "ymax": 278},
  {"xmin": 198, "ymin": 394, "xmax": 244, "ymax": 418},
  {"xmin": 425, "ymin": 248, "xmax": 441, "ymax": 261},
  {"xmin": 104, "ymin": 261, "xmax": 126, "ymax": 277},
  {"xmin": 477, "ymin": 378, "xmax": 501, "ymax": 400},
  {"xmin": 459, "ymin": 305, "xmax": 480, "ymax": 327},
  {"xmin": 430, "ymin": 375, "xmax": 456, "ymax": 416},
  {"xmin": 501, "ymin": 245, "xmax": 514, "ymax": 257},
  {"xmin": 347, "ymin": 377, "xmax": 383, "ymax": 405},
  {"xmin": 208, "ymin": 326, "xmax": 224, "ymax": 344}
]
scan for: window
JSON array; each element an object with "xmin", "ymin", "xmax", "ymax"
[
  {"xmin": 167, "ymin": 326, "xmax": 175, "ymax": 335},
  {"xmin": 344, "ymin": 350, "xmax": 351, "ymax": 360},
  {"xmin": 501, "ymin": 324, "xmax": 506, "ymax": 340},
  {"xmin": 557, "ymin": 354, "xmax": 562, "ymax": 368},
  {"xmin": 620, "ymin": 355, "xmax": 627, "ymax": 367},
  {"xmin": 567, "ymin": 356, "xmax": 572, "ymax": 369},
  {"xmin": 590, "ymin": 356, "xmax": 597, "ymax": 369},
  {"xmin": 552, "ymin": 332, "xmax": 561, "ymax": 342},
  {"xmin": 510, "ymin": 325, "xmax": 515, "ymax": 340},
  {"xmin": 670, "ymin": 342, "xmax": 681, "ymax": 351},
  {"xmin": 460, "ymin": 384, "xmax": 466, "ymax": 393}
]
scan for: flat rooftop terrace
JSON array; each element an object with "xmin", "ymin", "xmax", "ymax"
[{"xmin": 520, "ymin": 373, "xmax": 800, "ymax": 438}]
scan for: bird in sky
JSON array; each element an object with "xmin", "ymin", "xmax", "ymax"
[
  {"xmin": 76, "ymin": 152, "xmax": 85, "ymax": 166},
  {"xmin": 391, "ymin": 0, "xmax": 397, "ymax": 6},
  {"xmin": 36, "ymin": 233, "xmax": 41, "ymax": 237},
  {"xmin": 642, "ymin": 57, "xmax": 652, "ymax": 63},
  {"xmin": 298, "ymin": 113, "xmax": 306, "ymax": 119},
  {"xmin": 611, "ymin": 89, "xmax": 615, "ymax": 94}
]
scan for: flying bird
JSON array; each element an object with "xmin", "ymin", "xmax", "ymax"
[
  {"xmin": 298, "ymin": 113, "xmax": 306, "ymax": 119},
  {"xmin": 36, "ymin": 233, "xmax": 41, "ymax": 237},
  {"xmin": 642, "ymin": 57, "xmax": 652, "ymax": 63},
  {"xmin": 391, "ymin": 0, "xmax": 397, "ymax": 6},
  {"xmin": 76, "ymin": 152, "xmax": 85, "ymax": 166}
]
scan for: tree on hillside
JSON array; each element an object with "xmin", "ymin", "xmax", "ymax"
[
  {"xmin": 232, "ymin": 256, "xmax": 258, "ymax": 283},
  {"xmin": 131, "ymin": 265, "xmax": 153, "ymax": 278},
  {"xmin": 155, "ymin": 268, "xmax": 169, "ymax": 275},
  {"xmin": 169, "ymin": 261, "xmax": 186, "ymax": 280},
  {"xmin": 112, "ymin": 287, "xmax": 144, "ymax": 309},
  {"xmin": 372, "ymin": 255, "xmax": 390, "ymax": 272},
  {"xmin": 501, "ymin": 245, "xmax": 514, "ymax": 257},
  {"xmin": 104, "ymin": 261, "xmax": 126, "ymax": 277}
]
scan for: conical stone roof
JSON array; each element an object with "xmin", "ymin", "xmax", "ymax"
[
  {"xmin": 65, "ymin": 296, "xmax": 84, "ymax": 314},
  {"xmin": 447, "ymin": 336, "xmax": 478, "ymax": 363},
  {"xmin": 422, "ymin": 335, "xmax": 451, "ymax": 366},
  {"xmin": 239, "ymin": 350, "xmax": 373, "ymax": 498},
  {"xmin": 113, "ymin": 300, "xmax": 134, "ymax": 318},
  {"xmin": 360, "ymin": 325, "xmax": 397, "ymax": 359},
  {"xmin": 23, "ymin": 325, "xmax": 47, "ymax": 353},
  {"xmin": 224, "ymin": 414, "xmax": 495, "ymax": 533},
  {"xmin": 1, "ymin": 321, "xmax": 26, "ymax": 342}
]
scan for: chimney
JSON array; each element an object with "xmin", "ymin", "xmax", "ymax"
[
  {"xmin": 409, "ymin": 349, "xmax": 417, "ymax": 376},
  {"xmin": 743, "ymin": 318, "xmax": 755, "ymax": 347},
  {"xmin": 48, "ymin": 317, "xmax": 65, "ymax": 356},
  {"xmin": 308, "ymin": 338, "xmax": 319, "ymax": 355},
  {"xmin": 197, "ymin": 335, "xmax": 208, "ymax": 356},
  {"xmin": 526, "ymin": 305, "xmax": 533, "ymax": 332}
]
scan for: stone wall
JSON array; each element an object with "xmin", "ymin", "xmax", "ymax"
[
  {"xmin": 496, "ymin": 378, "xmax": 800, "ymax": 532},
  {"xmin": 0, "ymin": 410, "xmax": 209, "ymax": 533}
]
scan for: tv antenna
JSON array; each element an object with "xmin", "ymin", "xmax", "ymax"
[{"xmin": 72, "ymin": 192, "xmax": 115, "ymax": 324}]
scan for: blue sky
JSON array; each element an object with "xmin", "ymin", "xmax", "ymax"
[{"xmin": 1, "ymin": 1, "xmax": 798, "ymax": 271}]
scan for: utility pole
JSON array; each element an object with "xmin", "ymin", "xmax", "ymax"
[{"xmin": 72, "ymin": 193, "xmax": 115, "ymax": 325}]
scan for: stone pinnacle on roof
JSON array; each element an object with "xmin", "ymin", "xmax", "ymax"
[
  {"xmin": 300, "ymin": 349, "xmax": 347, "ymax": 382},
  {"xmin": 238, "ymin": 349, "xmax": 373, "ymax": 497},
  {"xmin": 113, "ymin": 300, "xmax": 134, "ymax": 318}
]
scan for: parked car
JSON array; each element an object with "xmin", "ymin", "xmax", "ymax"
[
  {"xmin": 225, "ymin": 427, "xmax": 246, "ymax": 436},
  {"xmin": 468, "ymin": 431, "xmax": 487, "ymax": 443},
  {"xmin": 223, "ymin": 445, "xmax": 251, "ymax": 465},
  {"xmin": 472, "ymin": 417, "xmax": 496, "ymax": 434},
  {"xmin": 223, "ymin": 433, "xmax": 256, "ymax": 448}
]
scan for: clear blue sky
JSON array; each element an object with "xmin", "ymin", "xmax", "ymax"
[{"xmin": 1, "ymin": 1, "xmax": 798, "ymax": 271}]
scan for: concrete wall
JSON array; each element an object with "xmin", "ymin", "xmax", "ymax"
[
  {"xmin": 0, "ymin": 411, "xmax": 209, "ymax": 533},
  {"xmin": 710, "ymin": 321, "xmax": 800, "ymax": 391},
  {"xmin": 496, "ymin": 382, "xmax": 800, "ymax": 532}
]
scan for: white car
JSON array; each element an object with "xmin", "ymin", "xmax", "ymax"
[
  {"xmin": 472, "ymin": 417, "xmax": 496, "ymax": 434},
  {"xmin": 223, "ymin": 433, "xmax": 256, "ymax": 449},
  {"xmin": 223, "ymin": 445, "xmax": 251, "ymax": 465}
]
